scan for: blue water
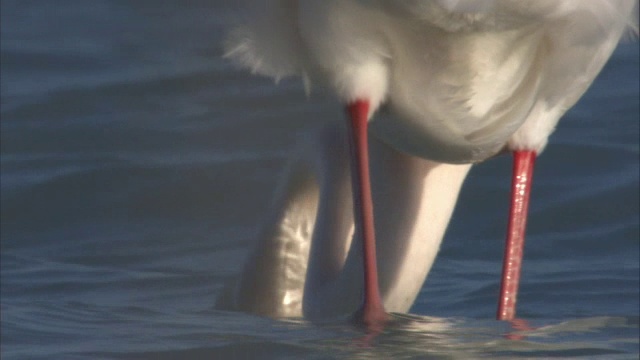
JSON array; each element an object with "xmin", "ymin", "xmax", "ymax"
[{"xmin": 1, "ymin": 2, "xmax": 638, "ymax": 359}]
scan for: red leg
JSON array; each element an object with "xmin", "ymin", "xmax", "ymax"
[
  {"xmin": 497, "ymin": 150, "xmax": 536, "ymax": 320},
  {"xmin": 347, "ymin": 100, "xmax": 388, "ymax": 325}
]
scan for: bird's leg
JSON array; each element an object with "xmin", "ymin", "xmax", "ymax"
[
  {"xmin": 497, "ymin": 150, "xmax": 536, "ymax": 320},
  {"xmin": 346, "ymin": 100, "xmax": 388, "ymax": 326}
]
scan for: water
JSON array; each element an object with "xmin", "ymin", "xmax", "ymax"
[{"xmin": 1, "ymin": 2, "xmax": 638, "ymax": 359}]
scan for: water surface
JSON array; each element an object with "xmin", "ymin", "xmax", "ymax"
[{"xmin": 1, "ymin": 1, "xmax": 638, "ymax": 359}]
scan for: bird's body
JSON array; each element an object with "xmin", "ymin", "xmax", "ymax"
[
  {"xmin": 219, "ymin": 0, "xmax": 638, "ymax": 319},
  {"xmin": 227, "ymin": 0, "xmax": 635, "ymax": 162}
]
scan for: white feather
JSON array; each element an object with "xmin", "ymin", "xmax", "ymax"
[
  {"xmin": 224, "ymin": 0, "xmax": 637, "ymax": 161},
  {"xmin": 223, "ymin": 0, "xmax": 303, "ymax": 82}
]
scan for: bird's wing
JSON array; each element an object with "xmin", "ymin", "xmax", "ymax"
[
  {"xmin": 508, "ymin": 0, "xmax": 638, "ymax": 152},
  {"xmin": 380, "ymin": 1, "xmax": 638, "ymax": 32}
]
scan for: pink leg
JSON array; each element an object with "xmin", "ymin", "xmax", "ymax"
[
  {"xmin": 497, "ymin": 150, "xmax": 536, "ymax": 320},
  {"xmin": 347, "ymin": 100, "xmax": 388, "ymax": 325}
]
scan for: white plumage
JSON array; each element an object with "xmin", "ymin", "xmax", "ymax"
[{"xmin": 219, "ymin": 0, "xmax": 638, "ymax": 319}]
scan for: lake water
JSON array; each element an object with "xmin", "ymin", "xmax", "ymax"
[{"xmin": 1, "ymin": 1, "xmax": 638, "ymax": 359}]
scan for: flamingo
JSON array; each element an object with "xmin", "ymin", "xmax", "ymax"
[{"xmin": 217, "ymin": 1, "xmax": 638, "ymax": 324}]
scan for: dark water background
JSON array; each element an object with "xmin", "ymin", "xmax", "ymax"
[{"xmin": 1, "ymin": 1, "xmax": 638, "ymax": 359}]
